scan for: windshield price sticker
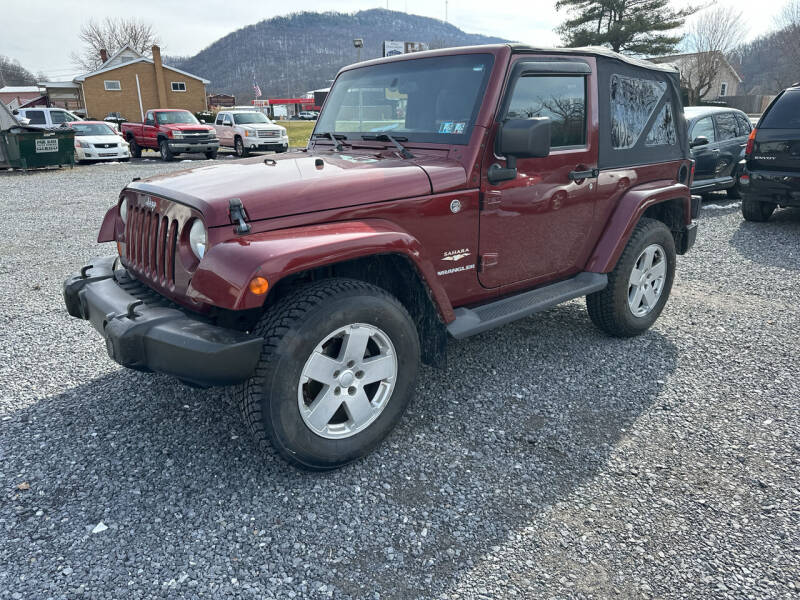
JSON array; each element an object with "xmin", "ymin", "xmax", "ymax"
[{"xmin": 35, "ymin": 138, "xmax": 59, "ymax": 153}]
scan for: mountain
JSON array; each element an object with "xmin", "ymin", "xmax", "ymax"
[
  {"xmin": 0, "ymin": 55, "xmax": 38, "ymax": 87},
  {"xmin": 168, "ymin": 9, "xmax": 508, "ymax": 102}
]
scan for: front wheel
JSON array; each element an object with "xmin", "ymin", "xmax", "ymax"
[
  {"xmin": 234, "ymin": 137, "xmax": 248, "ymax": 157},
  {"xmin": 128, "ymin": 138, "xmax": 141, "ymax": 158},
  {"xmin": 587, "ymin": 218, "xmax": 676, "ymax": 337},
  {"xmin": 205, "ymin": 149, "xmax": 218, "ymax": 160},
  {"xmin": 235, "ymin": 279, "xmax": 420, "ymax": 470},
  {"xmin": 159, "ymin": 140, "xmax": 174, "ymax": 161},
  {"xmin": 742, "ymin": 198, "xmax": 775, "ymax": 222}
]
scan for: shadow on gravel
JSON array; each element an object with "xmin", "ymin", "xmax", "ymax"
[
  {"xmin": 2, "ymin": 303, "xmax": 678, "ymax": 599},
  {"xmin": 730, "ymin": 207, "xmax": 800, "ymax": 272}
]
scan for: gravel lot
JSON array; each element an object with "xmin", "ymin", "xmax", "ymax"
[{"xmin": 1, "ymin": 158, "xmax": 798, "ymax": 599}]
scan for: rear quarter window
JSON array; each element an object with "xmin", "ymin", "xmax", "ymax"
[{"xmin": 760, "ymin": 90, "xmax": 800, "ymax": 128}]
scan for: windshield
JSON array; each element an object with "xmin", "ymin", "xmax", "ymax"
[
  {"xmin": 234, "ymin": 113, "xmax": 271, "ymax": 125},
  {"xmin": 316, "ymin": 53, "xmax": 494, "ymax": 144},
  {"xmin": 157, "ymin": 111, "xmax": 199, "ymax": 125},
  {"xmin": 71, "ymin": 123, "xmax": 116, "ymax": 136},
  {"xmin": 51, "ymin": 110, "xmax": 80, "ymax": 124}
]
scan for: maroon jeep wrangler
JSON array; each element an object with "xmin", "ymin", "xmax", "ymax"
[{"xmin": 64, "ymin": 45, "xmax": 697, "ymax": 470}]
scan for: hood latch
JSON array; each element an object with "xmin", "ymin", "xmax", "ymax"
[{"xmin": 229, "ymin": 198, "xmax": 251, "ymax": 234}]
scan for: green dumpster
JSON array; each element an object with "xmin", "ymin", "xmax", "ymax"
[{"xmin": 0, "ymin": 128, "xmax": 75, "ymax": 170}]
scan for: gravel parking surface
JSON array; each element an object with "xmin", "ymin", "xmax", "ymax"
[{"xmin": 1, "ymin": 159, "xmax": 798, "ymax": 599}]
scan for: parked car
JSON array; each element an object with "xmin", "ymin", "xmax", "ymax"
[
  {"xmin": 64, "ymin": 44, "xmax": 697, "ymax": 470},
  {"xmin": 121, "ymin": 109, "xmax": 219, "ymax": 161},
  {"xmin": 70, "ymin": 121, "xmax": 130, "ymax": 163},
  {"xmin": 213, "ymin": 110, "xmax": 289, "ymax": 157},
  {"xmin": 685, "ymin": 106, "xmax": 752, "ymax": 199},
  {"xmin": 298, "ymin": 111, "xmax": 317, "ymax": 120},
  {"xmin": 739, "ymin": 84, "xmax": 800, "ymax": 221},
  {"xmin": 15, "ymin": 107, "xmax": 80, "ymax": 129}
]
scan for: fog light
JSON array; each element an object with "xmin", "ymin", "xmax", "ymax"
[{"xmin": 249, "ymin": 276, "xmax": 269, "ymax": 295}]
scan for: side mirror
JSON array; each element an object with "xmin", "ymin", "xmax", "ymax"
[
  {"xmin": 690, "ymin": 136, "xmax": 709, "ymax": 148},
  {"xmin": 488, "ymin": 117, "xmax": 551, "ymax": 184}
]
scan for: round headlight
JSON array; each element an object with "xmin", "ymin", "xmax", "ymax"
[
  {"xmin": 119, "ymin": 198, "xmax": 128, "ymax": 224},
  {"xmin": 189, "ymin": 220, "xmax": 207, "ymax": 259}
]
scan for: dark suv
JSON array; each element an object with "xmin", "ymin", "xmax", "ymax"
[
  {"xmin": 740, "ymin": 85, "xmax": 800, "ymax": 221},
  {"xmin": 685, "ymin": 106, "xmax": 752, "ymax": 199}
]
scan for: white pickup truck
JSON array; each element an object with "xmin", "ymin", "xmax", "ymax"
[{"xmin": 213, "ymin": 110, "xmax": 289, "ymax": 157}]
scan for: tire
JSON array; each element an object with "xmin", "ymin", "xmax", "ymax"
[
  {"xmin": 234, "ymin": 137, "xmax": 248, "ymax": 157},
  {"xmin": 205, "ymin": 149, "xmax": 218, "ymax": 160},
  {"xmin": 235, "ymin": 278, "xmax": 420, "ymax": 470},
  {"xmin": 159, "ymin": 139, "xmax": 174, "ymax": 161},
  {"xmin": 587, "ymin": 218, "xmax": 676, "ymax": 338},
  {"xmin": 128, "ymin": 138, "xmax": 141, "ymax": 158},
  {"xmin": 742, "ymin": 198, "xmax": 775, "ymax": 222}
]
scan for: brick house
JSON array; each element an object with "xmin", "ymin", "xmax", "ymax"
[{"xmin": 74, "ymin": 44, "xmax": 209, "ymax": 121}]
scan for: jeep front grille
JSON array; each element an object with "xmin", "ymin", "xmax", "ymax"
[{"xmin": 125, "ymin": 204, "xmax": 179, "ymax": 286}]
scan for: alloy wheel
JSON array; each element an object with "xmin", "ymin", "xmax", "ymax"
[{"xmin": 627, "ymin": 244, "xmax": 667, "ymax": 317}]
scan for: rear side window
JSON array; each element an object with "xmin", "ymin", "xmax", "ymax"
[
  {"xmin": 506, "ymin": 75, "xmax": 587, "ymax": 148},
  {"xmin": 760, "ymin": 90, "xmax": 800, "ymax": 128},
  {"xmin": 735, "ymin": 113, "xmax": 752, "ymax": 136},
  {"xmin": 610, "ymin": 75, "xmax": 676, "ymax": 149},
  {"xmin": 714, "ymin": 113, "xmax": 739, "ymax": 141},
  {"xmin": 25, "ymin": 110, "xmax": 45, "ymax": 124},
  {"xmin": 691, "ymin": 116, "xmax": 716, "ymax": 143}
]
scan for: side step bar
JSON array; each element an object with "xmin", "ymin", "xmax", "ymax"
[{"xmin": 446, "ymin": 272, "xmax": 608, "ymax": 339}]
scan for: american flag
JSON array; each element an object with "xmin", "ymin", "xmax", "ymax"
[{"xmin": 253, "ymin": 76, "xmax": 262, "ymax": 98}]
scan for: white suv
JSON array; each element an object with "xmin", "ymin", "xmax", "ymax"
[
  {"xmin": 15, "ymin": 107, "xmax": 81, "ymax": 128},
  {"xmin": 214, "ymin": 110, "xmax": 289, "ymax": 157}
]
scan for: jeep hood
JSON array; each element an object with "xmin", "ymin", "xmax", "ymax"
[{"xmin": 127, "ymin": 151, "xmax": 467, "ymax": 227}]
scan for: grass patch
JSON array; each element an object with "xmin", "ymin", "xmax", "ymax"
[{"xmin": 281, "ymin": 121, "xmax": 315, "ymax": 148}]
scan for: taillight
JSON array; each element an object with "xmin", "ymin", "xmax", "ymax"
[
  {"xmin": 690, "ymin": 161, "xmax": 695, "ymax": 186},
  {"xmin": 745, "ymin": 128, "xmax": 757, "ymax": 156}
]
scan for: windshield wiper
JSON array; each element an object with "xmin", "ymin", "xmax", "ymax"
[
  {"xmin": 313, "ymin": 131, "xmax": 347, "ymax": 152},
  {"xmin": 361, "ymin": 134, "xmax": 414, "ymax": 159}
]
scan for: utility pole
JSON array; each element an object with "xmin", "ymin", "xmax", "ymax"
[{"xmin": 445, "ymin": 0, "xmax": 448, "ymax": 22}]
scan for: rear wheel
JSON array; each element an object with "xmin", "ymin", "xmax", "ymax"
[
  {"xmin": 128, "ymin": 138, "xmax": 141, "ymax": 158},
  {"xmin": 587, "ymin": 218, "xmax": 676, "ymax": 337},
  {"xmin": 742, "ymin": 198, "xmax": 776, "ymax": 221},
  {"xmin": 159, "ymin": 139, "xmax": 174, "ymax": 161},
  {"xmin": 234, "ymin": 137, "xmax": 248, "ymax": 157},
  {"xmin": 235, "ymin": 279, "xmax": 420, "ymax": 470}
]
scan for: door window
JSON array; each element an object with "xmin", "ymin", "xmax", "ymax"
[
  {"xmin": 735, "ymin": 113, "xmax": 752, "ymax": 136},
  {"xmin": 222, "ymin": 115, "xmax": 232, "ymax": 126},
  {"xmin": 144, "ymin": 112, "xmax": 154, "ymax": 126},
  {"xmin": 714, "ymin": 113, "xmax": 738, "ymax": 141},
  {"xmin": 691, "ymin": 116, "xmax": 716, "ymax": 143},
  {"xmin": 49, "ymin": 111, "xmax": 74, "ymax": 124},
  {"xmin": 506, "ymin": 75, "xmax": 586, "ymax": 147},
  {"xmin": 215, "ymin": 113, "xmax": 225, "ymax": 125},
  {"xmin": 25, "ymin": 110, "xmax": 46, "ymax": 124}
]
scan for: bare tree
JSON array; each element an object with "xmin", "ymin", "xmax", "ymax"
[
  {"xmin": 773, "ymin": 0, "xmax": 800, "ymax": 85},
  {"xmin": 71, "ymin": 18, "xmax": 161, "ymax": 72},
  {"xmin": 681, "ymin": 6, "xmax": 747, "ymax": 104}
]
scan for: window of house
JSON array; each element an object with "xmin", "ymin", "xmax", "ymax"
[
  {"xmin": 715, "ymin": 112, "xmax": 739, "ymax": 141},
  {"xmin": 24, "ymin": 110, "xmax": 45, "ymax": 124},
  {"xmin": 171, "ymin": 82, "xmax": 187, "ymax": 92},
  {"xmin": 610, "ymin": 74, "xmax": 669, "ymax": 149},
  {"xmin": 104, "ymin": 80, "xmax": 121, "ymax": 91},
  {"xmin": 720, "ymin": 82, "xmax": 728, "ymax": 97},
  {"xmin": 506, "ymin": 75, "xmax": 587, "ymax": 148},
  {"xmin": 691, "ymin": 116, "xmax": 716, "ymax": 143}
]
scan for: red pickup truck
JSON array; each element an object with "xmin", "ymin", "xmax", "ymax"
[
  {"xmin": 121, "ymin": 109, "xmax": 219, "ymax": 161},
  {"xmin": 65, "ymin": 44, "xmax": 698, "ymax": 470}
]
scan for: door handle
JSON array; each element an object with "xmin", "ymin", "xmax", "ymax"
[{"xmin": 568, "ymin": 168, "xmax": 599, "ymax": 181}]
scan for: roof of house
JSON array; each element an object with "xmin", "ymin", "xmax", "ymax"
[
  {"xmin": 74, "ymin": 44, "xmax": 210, "ymax": 85},
  {"xmin": 0, "ymin": 86, "xmax": 42, "ymax": 94},
  {"xmin": 649, "ymin": 51, "xmax": 743, "ymax": 83}
]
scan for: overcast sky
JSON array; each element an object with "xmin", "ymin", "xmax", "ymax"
[{"xmin": 2, "ymin": 0, "xmax": 788, "ymax": 79}]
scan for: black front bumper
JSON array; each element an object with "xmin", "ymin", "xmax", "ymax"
[{"xmin": 63, "ymin": 257, "xmax": 262, "ymax": 387}]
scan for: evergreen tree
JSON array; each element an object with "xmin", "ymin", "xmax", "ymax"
[{"xmin": 556, "ymin": 0, "xmax": 696, "ymax": 55}]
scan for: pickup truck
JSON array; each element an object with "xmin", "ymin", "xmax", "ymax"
[
  {"xmin": 64, "ymin": 44, "xmax": 698, "ymax": 471},
  {"xmin": 121, "ymin": 109, "xmax": 218, "ymax": 161},
  {"xmin": 213, "ymin": 109, "xmax": 289, "ymax": 157}
]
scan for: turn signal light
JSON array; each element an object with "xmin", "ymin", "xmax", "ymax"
[
  {"xmin": 745, "ymin": 128, "xmax": 757, "ymax": 156},
  {"xmin": 248, "ymin": 276, "xmax": 269, "ymax": 295}
]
